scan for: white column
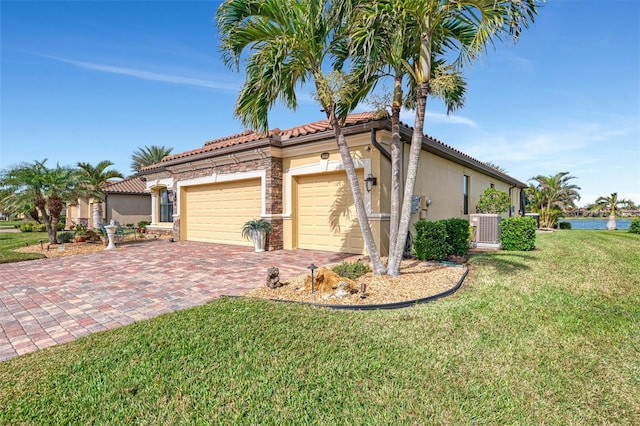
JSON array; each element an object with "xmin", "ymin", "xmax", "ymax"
[{"xmin": 150, "ymin": 192, "xmax": 158, "ymax": 225}]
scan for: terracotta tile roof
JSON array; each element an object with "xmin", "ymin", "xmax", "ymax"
[
  {"xmin": 139, "ymin": 112, "xmax": 384, "ymax": 172},
  {"xmin": 103, "ymin": 176, "xmax": 147, "ymax": 194}
]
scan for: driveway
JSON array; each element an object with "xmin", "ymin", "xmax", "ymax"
[{"xmin": 0, "ymin": 241, "xmax": 353, "ymax": 362}]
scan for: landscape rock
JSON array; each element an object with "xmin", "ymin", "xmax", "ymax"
[
  {"xmin": 303, "ymin": 267, "xmax": 356, "ymax": 293},
  {"xmin": 266, "ymin": 266, "xmax": 283, "ymax": 289}
]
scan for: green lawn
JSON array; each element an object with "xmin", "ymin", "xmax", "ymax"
[
  {"xmin": 1, "ymin": 231, "xmax": 639, "ymax": 424},
  {"xmin": 0, "ymin": 228, "xmax": 48, "ymax": 263}
]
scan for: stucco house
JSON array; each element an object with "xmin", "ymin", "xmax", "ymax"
[
  {"xmin": 137, "ymin": 112, "xmax": 526, "ymax": 255},
  {"xmin": 66, "ymin": 176, "xmax": 150, "ymax": 229}
]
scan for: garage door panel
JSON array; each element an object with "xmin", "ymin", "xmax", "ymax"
[
  {"xmin": 184, "ymin": 179, "xmax": 261, "ymax": 245},
  {"xmin": 297, "ymin": 171, "xmax": 364, "ymax": 254}
]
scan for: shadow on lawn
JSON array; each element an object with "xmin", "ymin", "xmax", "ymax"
[{"xmin": 469, "ymin": 250, "xmax": 538, "ymax": 275}]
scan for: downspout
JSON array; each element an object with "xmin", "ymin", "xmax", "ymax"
[{"xmin": 370, "ymin": 129, "xmax": 392, "ymax": 161}]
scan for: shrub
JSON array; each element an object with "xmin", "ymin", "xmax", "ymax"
[
  {"xmin": 558, "ymin": 221, "xmax": 572, "ymax": 230},
  {"xmin": 443, "ymin": 218, "xmax": 470, "ymax": 256},
  {"xmin": 57, "ymin": 222, "xmax": 65, "ymax": 231},
  {"xmin": 84, "ymin": 230, "xmax": 102, "ymax": 242},
  {"xmin": 629, "ymin": 218, "xmax": 640, "ymax": 234},
  {"xmin": 331, "ymin": 261, "xmax": 371, "ymax": 280},
  {"xmin": 19, "ymin": 223, "xmax": 33, "ymax": 232},
  {"xmin": 137, "ymin": 220, "xmax": 151, "ymax": 228},
  {"xmin": 413, "ymin": 220, "xmax": 450, "ymax": 261},
  {"xmin": 58, "ymin": 231, "xmax": 74, "ymax": 243},
  {"xmin": 476, "ymin": 188, "xmax": 511, "ymax": 214},
  {"xmin": 500, "ymin": 217, "xmax": 537, "ymax": 251},
  {"xmin": 32, "ymin": 223, "xmax": 47, "ymax": 232}
]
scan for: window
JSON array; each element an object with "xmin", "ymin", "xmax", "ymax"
[
  {"xmin": 159, "ymin": 189, "xmax": 174, "ymax": 223},
  {"xmin": 463, "ymin": 175, "xmax": 470, "ymax": 215}
]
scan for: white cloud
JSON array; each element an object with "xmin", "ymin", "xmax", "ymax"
[
  {"xmin": 399, "ymin": 109, "xmax": 478, "ymax": 128},
  {"xmin": 43, "ymin": 55, "xmax": 239, "ymax": 91}
]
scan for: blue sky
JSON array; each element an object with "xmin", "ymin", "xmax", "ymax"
[{"xmin": 1, "ymin": 0, "xmax": 638, "ymax": 206}]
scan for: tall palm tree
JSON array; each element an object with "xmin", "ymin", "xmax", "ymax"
[
  {"xmin": 217, "ymin": 0, "xmax": 387, "ymax": 274},
  {"xmin": 131, "ymin": 145, "xmax": 173, "ymax": 173},
  {"xmin": 350, "ymin": 0, "xmax": 539, "ymax": 275},
  {"xmin": 593, "ymin": 192, "xmax": 631, "ymax": 230},
  {"xmin": 527, "ymin": 172, "xmax": 581, "ymax": 228},
  {"xmin": 77, "ymin": 160, "xmax": 124, "ymax": 227},
  {"xmin": 0, "ymin": 160, "xmax": 86, "ymax": 243}
]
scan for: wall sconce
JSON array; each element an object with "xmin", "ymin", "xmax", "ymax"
[
  {"xmin": 425, "ymin": 198, "xmax": 432, "ymax": 207},
  {"xmin": 167, "ymin": 190, "xmax": 175, "ymax": 203},
  {"xmin": 364, "ymin": 174, "xmax": 377, "ymax": 192},
  {"xmin": 320, "ymin": 152, "xmax": 330, "ymax": 160}
]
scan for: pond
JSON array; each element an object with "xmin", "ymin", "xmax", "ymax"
[{"xmin": 560, "ymin": 218, "xmax": 633, "ymax": 230}]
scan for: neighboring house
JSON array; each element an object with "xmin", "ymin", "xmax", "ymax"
[
  {"xmin": 102, "ymin": 177, "xmax": 151, "ymax": 226},
  {"xmin": 66, "ymin": 177, "xmax": 150, "ymax": 229},
  {"xmin": 138, "ymin": 112, "xmax": 526, "ymax": 255}
]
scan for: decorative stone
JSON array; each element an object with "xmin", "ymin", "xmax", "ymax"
[
  {"xmin": 266, "ymin": 266, "xmax": 283, "ymax": 289},
  {"xmin": 334, "ymin": 281, "xmax": 350, "ymax": 297},
  {"xmin": 303, "ymin": 267, "xmax": 356, "ymax": 293}
]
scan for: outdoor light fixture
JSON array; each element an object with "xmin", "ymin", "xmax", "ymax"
[
  {"xmin": 167, "ymin": 190, "xmax": 175, "ymax": 203},
  {"xmin": 426, "ymin": 198, "xmax": 432, "ymax": 206},
  {"xmin": 320, "ymin": 152, "xmax": 330, "ymax": 160},
  {"xmin": 307, "ymin": 263, "xmax": 318, "ymax": 294},
  {"xmin": 364, "ymin": 174, "xmax": 377, "ymax": 192}
]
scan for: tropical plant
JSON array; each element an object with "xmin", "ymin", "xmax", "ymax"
[
  {"xmin": 0, "ymin": 160, "xmax": 87, "ymax": 244},
  {"xmin": 131, "ymin": 145, "xmax": 173, "ymax": 173},
  {"xmin": 217, "ymin": 0, "xmax": 386, "ymax": 273},
  {"xmin": 592, "ymin": 192, "xmax": 632, "ymax": 230},
  {"xmin": 629, "ymin": 217, "xmax": 640, "ymax": 234},
  {"xmin": 527, "ymin": 172, "xmax": 581, "ymax": 229},
  {"xmin": 241, "ymin": 219, "xmax": 273, "ymax": 240},
  {"xmin": 476, "ymin": 188, "xmax": 511, "ymax": 214},
  {"xmin": 76, "ymin": 160, "xmax": 124, "ymax": 228},
  {"xmin": 348, "ymin": 0, "xmax": 539, "ymax": 275}
]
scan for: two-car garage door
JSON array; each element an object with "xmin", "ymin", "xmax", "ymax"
[
  {"xmin": 296, "ymin": 171, "xmax": 364, "ymax": 254},
  {"xmin": 183, "ymin": 178, "xmax": 261, "ymax": 246}
]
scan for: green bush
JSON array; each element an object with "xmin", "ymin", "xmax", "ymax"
[
  {"xmin": 413, "ymin": 220, "xmax": 450, "ymax": 261},
  {"xmin": 58, "ymin": 231, "xmax": 74, "ymax": 243},
  {"xmin": 57, "ymin": 222, "xmax": 65, "ymax": 231},
  {"xmin": 629, "ymin": 217, "xmax": 640, "ymax": 234},
  {"xmin": 19, "ymin": 223, "xmax": 33, "ymax": 232},
  {"xmin": 137, "ymin": 220, "xmax": 151, "ymax": 228},
  {"xmin": 443, "ymin": 218, "xmax": 470, "ymax": 256},
  {"xmin": 500, "ymin": 217, "xmax": 537, "ymax": 251},
  {"xmin": 331, "ymin": 261, "xmax": 371, "ymax": 280},
  {"xmin": 558, "ymin": 221, "xmax": 572, "ymax": 230},
  {"xmin": 32, "ymin": 223, "xmax": 46, "ymax": 232},
  {"xmin": 476, "ymin": 187, "xmax": 511, "ymax": 214}
]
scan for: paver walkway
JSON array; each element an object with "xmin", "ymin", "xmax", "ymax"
[{"xmin": 0, "ymin": 241, "xmax": 353, "ymax": 362}]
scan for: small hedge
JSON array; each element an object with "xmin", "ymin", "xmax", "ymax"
[
  {"xmin": 19, "ymin": 223, "xmax": 33, "ymax": 232},
  {"xmin": 630, "ymin": 218, "xmax": 640, "ymax": 234},
  {"xmin": 500, "ymin": 217, "xmax": 537, "ymax": 251},
  {"xmin": 332, "ymin": 261, "xmax": 371, "ymax": 280},
  {"xmin": 58, "ymin": 231, "xmax": 74, "ymax": 243},
  {"xmin": 413, "ymin": 220, "xmax": 449, "ymax": 261},
  {"xmin": 443, "ymin": 218, "xmax": 470, "ymax": 256},
  {"xmin": 558, "ymin": 221, "xmax": 572, "ymax": 230}
]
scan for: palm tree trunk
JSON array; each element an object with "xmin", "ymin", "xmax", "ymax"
[
  {"xmin": 329, "ymin": 115, "xmax": 386, "ymax": 275},
  {"xmin": 387, "ymin": 72, "xmax": 403, "ymax": 261},
  {"xmin": 387, "ymin": 83, "xmax": 429, "ymax": 276}
]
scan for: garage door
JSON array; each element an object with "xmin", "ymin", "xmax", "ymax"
[
  {"xmin": 296, "ymin": 171, "xmax": 365, "ymax": 254},
  {"xmin": 183, "ymin": 178, "xmax": 261, "ymax": 245}
]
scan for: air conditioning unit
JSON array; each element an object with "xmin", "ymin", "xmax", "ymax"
[{"xmin": 469, "ymin": 214, "xmax": 502, "ymax": 246}]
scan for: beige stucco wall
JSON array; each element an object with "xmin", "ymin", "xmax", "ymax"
[{"xmin": 105, "ymin": 194, "xmax": 151, "ymax": 226}]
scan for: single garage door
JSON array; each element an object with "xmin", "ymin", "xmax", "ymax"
[
  {"xmin": 183, "ymin": 178, "xmax": 261, "ymax": 245},
  {"xmin": 296, "ymin": 171, "xmax": 365, "ymax": 254}
]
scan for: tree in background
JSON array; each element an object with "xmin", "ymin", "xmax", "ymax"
[
  {"xmin": 76, "ymin": 161, "xmax": 124, "ymax": 228},
  {"xmin": 131, "ymin": 145, "xmax": 173, "ymax": 173},
  {"xmin": 592, "ymin": 192, "xmax": 632, "ymax": 230},
  {"xmin": 526, "ymin": 172, "xmax": 581, "ymax": 229},
  {"xmin": 0, "ymin": 160, "xmax": 86, "ymax": 244}
]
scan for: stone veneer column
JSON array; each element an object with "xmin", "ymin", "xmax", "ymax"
[{"xmin": 264, "ymin": 157, "xmax": 284, "ymax": 250}]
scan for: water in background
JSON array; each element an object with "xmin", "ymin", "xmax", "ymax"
[{"xmin": 562, "ymin": 219, "xmax": 632, "ymax": 230}]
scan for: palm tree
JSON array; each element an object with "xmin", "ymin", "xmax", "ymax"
[
  {"xmin": 77, "ymin": 161, "xmax": 124, "ymax": 228},
  {"xmin": 131, "ymin": 145, "xmax": 173, "ymax": 173},
  {"xmin": 527, "ymin": 172, "xmax": 581, "ymax": 228},
  {"xmin": 217, "ymin": 0, "xmax": 387, "ymax": 274},
  {"xmin": 350, "ymin": 0, "xmax": 539, "ymax": 275},
  {"xmin": 592, "ymin": 192, "xmax": 632, "ymax": 230},
  {"xmin": 0, "ymin": 160, "xmax": 86, "ymax": 243}
]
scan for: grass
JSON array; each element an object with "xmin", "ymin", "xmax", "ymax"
[
  {"xmin": 1, "ymin": 230, "xmax": 639, "ymax": 424},
  {"xmin": 0, "ymin": 228, "xmax": 48, "ymax": 263}
]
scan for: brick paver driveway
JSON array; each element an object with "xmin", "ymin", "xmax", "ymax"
[{"xmin": 0, "ymin": 241, "xmax": 353, "ymax": 362}]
